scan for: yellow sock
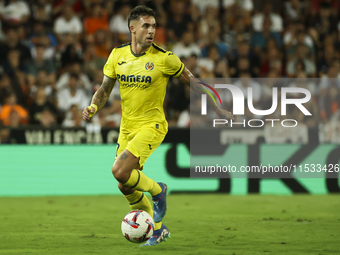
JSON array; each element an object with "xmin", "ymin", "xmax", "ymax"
[
  {"xmin": 124, "ymin": 190, "xmax": 162, "ymax": 230},
  {"xmin": 154, "ymin": 221, "xmax": 162, "ymax": 230},
  {"xmin": 124, "ymin": 169, "xmax": 162, "ymax": 196},
  {"xmin": 125, "ymin": 191, "xmax": 153, "ymax": 216}
]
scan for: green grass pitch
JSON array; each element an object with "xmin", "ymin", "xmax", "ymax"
[{"xmin": 0, "ymin": 194, "xmax": 339, "ymax": 255}]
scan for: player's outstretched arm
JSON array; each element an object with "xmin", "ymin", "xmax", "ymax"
[
  {"xmin": 177, "ymin": 66, "xmax": 234, "ymax": 120},
  {"xmin": 82, "ymin": 75, "xmax": 116, "ymax": 120}
]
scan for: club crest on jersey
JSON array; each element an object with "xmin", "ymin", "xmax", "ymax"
[{"xmin": 145, "ymin": 62, "xmax": 154, "ymax": 71}]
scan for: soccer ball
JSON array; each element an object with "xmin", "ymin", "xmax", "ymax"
[{"xmin": 121, "ymin": 210, "xmax": 154, "ymax": 243}]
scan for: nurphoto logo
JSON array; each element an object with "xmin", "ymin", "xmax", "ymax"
[{"xmin": 200, "ymin": 82, "xmax": 312, "ymax": 128}]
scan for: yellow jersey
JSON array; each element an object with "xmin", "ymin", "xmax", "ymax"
[{"xmin": 103, "ymin": 43, "xmax": 184, "ymax": 132}]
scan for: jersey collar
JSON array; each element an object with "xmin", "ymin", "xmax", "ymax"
[{"xmin": 130, "ymin": 43, "xmax": 152, "ymax": 57}]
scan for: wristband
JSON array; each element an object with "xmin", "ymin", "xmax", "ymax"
[{"xmin": 87, "ymin": 104, "xmax": 98, "ymax": 117}]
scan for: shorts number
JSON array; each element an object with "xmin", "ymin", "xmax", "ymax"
[{"xmin": 116, "ymin": 143, "xmax": 120, "ymax": 157}]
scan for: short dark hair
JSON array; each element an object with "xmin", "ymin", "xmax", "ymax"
[{"xmin": 127, "ymin": 5, "xmax": 155, "ymax": 31}]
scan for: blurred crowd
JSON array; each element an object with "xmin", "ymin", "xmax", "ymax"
[{"xmin": 0, "ymin": 0, "xmax": 339, "ymax": 137}]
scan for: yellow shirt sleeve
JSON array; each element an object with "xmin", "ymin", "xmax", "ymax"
[
  {"xmin": 163, "ymin": 52, "xmax": 185, "ymax": 78},
  {"xmin": 103, "ymin": 48, "xmax": 117, "ymax": 79}
]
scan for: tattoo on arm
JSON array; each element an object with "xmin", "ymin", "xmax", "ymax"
[
  {"xmin": 91, "ymin": 75, "xmax": 116, "ymax": 110},
  {"xmin": 119, "ymin": 151, "xmax": 128, "ymax": 160}
]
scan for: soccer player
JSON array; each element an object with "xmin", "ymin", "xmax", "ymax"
[{"xmin": 82, "ymin": 5, "xmax": 233, "ymax": 246}]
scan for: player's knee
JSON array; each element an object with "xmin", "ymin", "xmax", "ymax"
[
  {"xmin": 112, "ymin": 165, "xmax": 128, "ymax": 183},
  {"xmin": 111, "ymin": 165, "xmax": 121, "ymax": 179},
  {"xmin": 111, "ymin": 164, "xmax": 118, "ymax": 176}
]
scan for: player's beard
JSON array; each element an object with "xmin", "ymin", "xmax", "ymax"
[
  {"xmin": 138, "ymin": 38, "xmax": 153, "ymax": 49},
  {"xmin": 144, "ymin": 36, "xmax": 153, "ymax": 46},
  {"xmin": 135, "ymin": 32, "xmax": 153, "ymax": 50}
]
